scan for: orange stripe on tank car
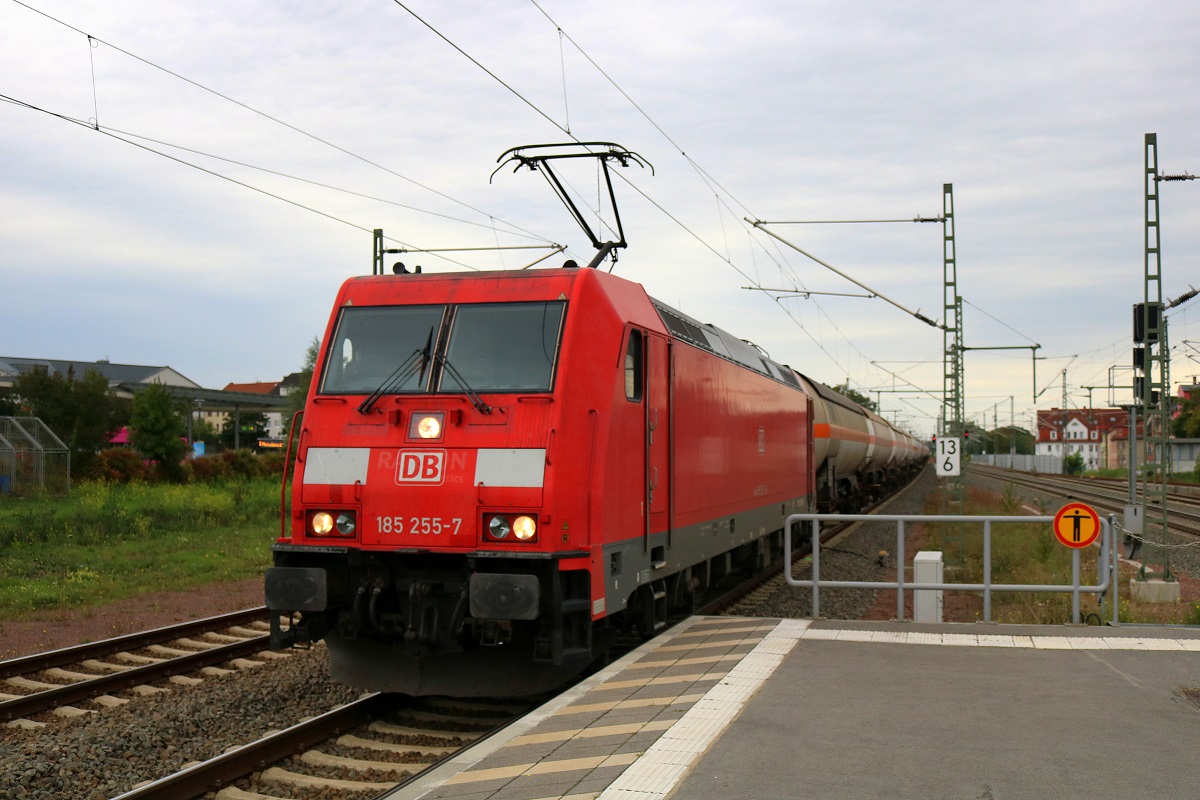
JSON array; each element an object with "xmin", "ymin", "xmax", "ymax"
[
  {"xmin": 824, "ymin": 424, "xmax": 870, "ymax": 444},
  {"xmin": 813, "ymin": 423, "xmax": 831, "ymax": 439}
]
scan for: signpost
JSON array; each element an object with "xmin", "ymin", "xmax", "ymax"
[
  {"xmin": 935, "ymin": 437, "xmax": 961, "ymax": 477},
  {"xmin": 1052, "ymin": 502, "xmax": 1101, "ymax": 549}
]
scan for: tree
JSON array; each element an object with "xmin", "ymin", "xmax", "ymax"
[
  {"xmin": 831, "ymin": 382, "xmax": 877, "ymax": 412},
  {"xmin": 129, "ymin": 382, "xmax": 187, "ymax": 480},
  {"xmin": 220, "ymin": 411, "xmax": 268, "ymax": 450},
  {"xmin": 12, "ymin": 368, "xmax": 74, "ymax": 433},
  {"xmin": 988, "ymin": 425, "xmax": 1036, "ymax": 456},
  {"xmin": 12, "ymin": 367, "xmax": 127, "ymax": 478},
  {"xmin": 1064, "ymin": 451, "xmax": 1085, "ymax": 476},
  {"xmin": 283, "ymin": 336, "xmax": 321, "ymax": 420},
  {"xmin": 1172, "ymin": 393, "xmax": 1200, "ymax": 438},
  {"xmin": 188, "ymin": 415, "xmax": 219, "ymax": 445}
]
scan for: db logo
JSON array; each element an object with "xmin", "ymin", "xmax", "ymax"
[{"xmin": 396, "ymin": 450, "xmax": 445, "ymax": 484}]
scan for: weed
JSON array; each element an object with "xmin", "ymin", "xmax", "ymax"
[{"xmin": 999, "ymin": 483, "xmax": 1023, "ymax": 515}]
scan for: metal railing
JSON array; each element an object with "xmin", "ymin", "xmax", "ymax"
[{"xmin": 784, "ymin": 513, "xmax": 1119, "ymax": 625}]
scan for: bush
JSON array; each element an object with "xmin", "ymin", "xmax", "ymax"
[
  {"xmin": 95, "ymin": 448, "xmax": 149, "ymax": 483},
  {"xmin": 82, "ymin": 448, "xmax": 286, "ymax": 485},
  {"xmin": 186, "ymin": 455, "xmax": 233, "ymax": 482},
  {"xmin": 259, "ymin": 451, "xmax": 286, "ymax": 476},
  {"xmin": 221, "ymin": 449, "xmax": 264, "ymax": 479}
]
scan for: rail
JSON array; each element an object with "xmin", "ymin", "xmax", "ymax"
[{"xmin": 783, "ymin": 513, "xmax": 1119, "ymax": 625}]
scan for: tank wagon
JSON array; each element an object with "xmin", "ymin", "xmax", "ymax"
[{"xmin": 265, "ymin": 265, "xmax": 925, "ymax": 696}]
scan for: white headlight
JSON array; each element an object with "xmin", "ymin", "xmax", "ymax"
[
  {"xmin": 409, "ymin": 412, "xmax": 444, "ymax": 439},
  {"xmin": 488, "ymin": 516, "xmax": 511, "ymax": 539},
  {"xmin": 417, "ymin": 415, "xmax": 442, "ymax": 438},
  {"xmin": 513, "ymin": 516, "xmax": 537, "ymax": 540},
  {"xmin": 312, "ymin": 512, "xmax": 334, "ymax": 535}
]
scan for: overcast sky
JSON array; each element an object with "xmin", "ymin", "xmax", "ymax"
[{"xmin": 3, "ymin": 0, "xmax": 1199, "ymax": 437}]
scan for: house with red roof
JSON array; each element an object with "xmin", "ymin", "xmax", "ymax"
[{"xmin": 1035, "ymin": 407, "xmax": 1130, "ymax": 470}]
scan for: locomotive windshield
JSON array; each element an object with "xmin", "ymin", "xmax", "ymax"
[
  {"xmin": 440, "ymin": 301, "xmax": 565, "ymax": 392},
  {"xmin": 319, "ymin": 300, "xmax": 566, "ymax": 396},
  {"xmin": 320, "ymin": 305, "xmax": 445, "ymax": 394}
]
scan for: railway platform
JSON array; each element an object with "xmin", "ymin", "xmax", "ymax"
[{"xmin": 386, "ymin": 616, "xmax": 1200, "ymax": 800}]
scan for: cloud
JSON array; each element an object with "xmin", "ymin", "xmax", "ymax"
[{"xmin": 3, "ymin": 1, "xmax": 1200, "ymax": 434}]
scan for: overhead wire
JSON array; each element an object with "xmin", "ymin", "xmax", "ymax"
[
  {"xmin": 10, "ymin": 0, "xmax": 554, "ymax": 249},
  {"xmin": 14, "ymin": 0, "xmax": 960, "ymax": 424},
  {"xmin": 0, "ymin": 92, "xmax": 480, "ymax": 270},
  {"xmin": 395, "ymin": 0, "xmax": 931, "ymax": 403},
  {"xmin": 522, "ymin": 1, "xmax": 954, "ymax": 412},
  {"xmin": 101, "ymin": 125, "xmax": 554, "ymax": 244},
  {"xmin": 389, "ymin": 0, "xmax": 570, "ymax": 137},
  {"xmin": 962, "ymin": 297, "xmax": 1039, "ymax": 346}
]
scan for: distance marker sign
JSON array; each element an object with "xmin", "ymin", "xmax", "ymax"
[
  {"xmin": 1052, "ymin": 502, "xmax": 1101, "ymax": 548},
  {"xmin": 935, "ymin": 437, "xmax": 961, "ymax": 477}
]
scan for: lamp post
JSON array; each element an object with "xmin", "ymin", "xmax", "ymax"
[{"xmin": 194, "ymin": 399, "xmax": 204, "ymax": 455}]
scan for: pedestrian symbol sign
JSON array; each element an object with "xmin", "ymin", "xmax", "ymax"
[{"xmin": 1052, "ymin": 502, "xmax": 1100, "ymax": 549}]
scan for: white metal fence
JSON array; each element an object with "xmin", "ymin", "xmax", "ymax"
[{"xmin": 784, "ymin": 513, "xmax": 1118, "ymax": 625}]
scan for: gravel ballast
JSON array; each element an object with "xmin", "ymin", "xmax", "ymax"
[{"xmin": 0, "ymin": 648, "xmax": 360, "ymax": 800}]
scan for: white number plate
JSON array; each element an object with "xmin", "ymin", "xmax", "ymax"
[{"xmin": 376, "ymin": 515, "xmax": 463, "ymax": 536}]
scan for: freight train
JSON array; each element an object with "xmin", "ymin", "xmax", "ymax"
[{"xmin": 265, "ymin": 264, "xmax": 926, "ymax": 696}]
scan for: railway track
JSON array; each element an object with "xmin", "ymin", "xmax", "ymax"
[
  {"xmin": 1, "ymin": 608, "xmax": 275, "ymax": 727},
  {"xmin": 968, "ymin": 463, "xmax": 1200, "ymax": 538},
  {"xmin": 111, "ymin": 693, "xmax": 530, "ymax": 800},
  {"xmin": 109, "ymin": 586, "xmax": 797, "ymax": 800}
]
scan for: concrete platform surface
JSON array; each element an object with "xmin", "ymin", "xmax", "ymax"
[{"xmin": 388, "ymin": 617, "xmax": 1200, "ymax": 800}]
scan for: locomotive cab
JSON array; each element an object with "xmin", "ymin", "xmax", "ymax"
[{"xmin": 266, "ymin": 268, "xmax": 642, "ymax": 696}]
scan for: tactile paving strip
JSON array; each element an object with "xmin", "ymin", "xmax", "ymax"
[{"xmin": 400, "ymin": 617, "xmax": 780, "ymax": 800}]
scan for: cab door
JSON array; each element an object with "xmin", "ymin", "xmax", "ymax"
[{"xmin": 646, "ymin": 333, "xmax": 672, "ymax": 545}]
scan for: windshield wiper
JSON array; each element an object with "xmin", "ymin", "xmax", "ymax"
[
  {"xmin": 357, "ymin": 328, "xmax": 433, "ymax": 415},
  {"xmin": 436, "ymin": 354, "xmax": 492, "ymax": 415}
]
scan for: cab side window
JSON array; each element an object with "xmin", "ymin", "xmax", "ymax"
[{"xmin": 625, "ymin": 330, "xmax": 643, "ymax": 402}]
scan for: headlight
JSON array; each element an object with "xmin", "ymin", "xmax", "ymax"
[
  {"xmin": 488, "ymin": 515, "xmax": 511, "ymax": 539},
  {"xmin": 409, "ymin": 412, "xmax": 444, "ymax": 440},
  {"xmin": 486, "ymin": 514, "xmax": 537, "ymax": 543},
  {"xmin": 311, "ymin": 511, "xmax": 355, "ymax": 537},
  {"xmin": 512, "ymin": 515, "xmax": 537, "ymax": 540}
]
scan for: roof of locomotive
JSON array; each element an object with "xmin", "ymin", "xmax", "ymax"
[{"xmin": 335, "ymin": 266, "xmax": 802, "ymax": 390}]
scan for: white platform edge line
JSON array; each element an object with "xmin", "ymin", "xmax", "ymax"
[
  {"xmin": 794, "ymin": 627, "xmax": 1200, "ymax": 651},
  {"xmin": 597, "ymin": 620, "xmax": 800, "ymax": 800}
]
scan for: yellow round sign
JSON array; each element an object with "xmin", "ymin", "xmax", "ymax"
[{"xmin": 1053, "ymin": 502, "xmax": 1100, "ymax": 548}]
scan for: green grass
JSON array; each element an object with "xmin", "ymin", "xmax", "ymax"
[
  {"xmin": 925, "ymin": 484, "xmax": 1197, "ymax": 625},
  {"xmin": 0, "ymin": 479, "xmax": 282, "ymax": 619},
  {"xmin": 1085, "ymin": 468, "xmax": 1128, "ymax": 479},
  {"xmin": 925, "ymin": 486, "xmax": 1096, "ymax": 624}
]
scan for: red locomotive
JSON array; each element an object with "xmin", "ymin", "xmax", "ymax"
[{"xmin": 265, "ymin": 264, "xmax": 926, "ymax": 696}]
